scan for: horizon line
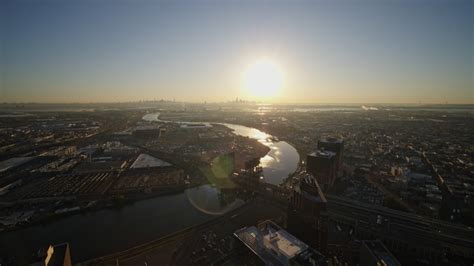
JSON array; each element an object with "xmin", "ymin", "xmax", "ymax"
[{"xmin": 1, "ymin": 101, "xmax": 473, "ymax": 106}]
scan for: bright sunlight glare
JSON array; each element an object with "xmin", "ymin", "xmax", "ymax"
[{"xmin": 243, "ymin": 59, "xmax": 283, "ymax": 99}]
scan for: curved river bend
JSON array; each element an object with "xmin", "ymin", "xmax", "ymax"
[
  {"xmin": 0, "ymin": 113, "xmax": 299, "ymax": 262},
  {"xmin": 142, "ymin": 113, "xmax": 299, "ymax": 186}
]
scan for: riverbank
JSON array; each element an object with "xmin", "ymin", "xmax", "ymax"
[
  {"xmin": 0, "ymin": 184, "xmax": 191, "ymax": 233},
  {"xmin": 0, "ymin": 189, "xmax": 217, "ymax": 263},
  {"xmin": 0, "ymin": 114, "xmax": 300, "ymax": 263}
]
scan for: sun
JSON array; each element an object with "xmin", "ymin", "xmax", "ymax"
[{"xmin": 243, "ymin": 58, "xmax": 283, "ymax": 99}]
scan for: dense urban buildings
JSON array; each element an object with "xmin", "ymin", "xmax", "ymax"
[
  {"xmin": 0, "ymin": 103, "xmax": 473, "ymax": 265},
  {"xmin": 2, "ymin": 0, "xmax": 472, "ymax": 264}
]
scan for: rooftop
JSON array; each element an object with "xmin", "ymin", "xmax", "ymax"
[
  {"xmin": 234, "ymin": 220, "xmax": 326, "ymax": 266},
  {"xmin": 297, "ymin": 173, "xmax": 327, "ymax": 203},
  {"xmin": 309, "ymin": 150, "xmax": 336, "ymax": 159},
  {"xmin": 319, "ymin": 137, "xmax": 343, "ymax": 144},
  {"xmin": 130, "ymin": 153, "xmax": 172, "ymax": 169},
  {"xmin": 264, "ymin": 229, "xmax": 304, "ymax": 258}
]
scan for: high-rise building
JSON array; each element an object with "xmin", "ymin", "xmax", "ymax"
[
  {"xmin": 287, "ymin": 173, "xmax": 328, "ymax": 255},
  {"xmin": 318, "ymin": 137, "xmax": 344, "ymax": 174},
  {"xmin": 306, "ymin": 150, "xmax": 337, "ymax": 190},
  {"xmin": 234, "ymin": 220, "xmax": 327, "ymax": 266}
]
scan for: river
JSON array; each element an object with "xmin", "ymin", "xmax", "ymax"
[
  {"xmin": 142, "ymin": 113, "xmax": 300, "ymax": 185},
  {"xmin": 0, "ymin": 113, "xmax": 299, "ymax": 263}
]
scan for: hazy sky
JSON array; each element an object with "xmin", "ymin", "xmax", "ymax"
[{"xmin": 1, "ymin": 0, "xmax": 472, "ymax": 103}]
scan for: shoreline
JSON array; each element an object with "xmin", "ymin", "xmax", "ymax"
[{"xmin": 0, "ymin": 184, "xmax": 194, "ymax": 233}]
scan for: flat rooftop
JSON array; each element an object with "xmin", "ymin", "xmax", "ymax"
[
  {"xmin": 309, "ymin": 150, "xmax": 336, "ymax": 158},
  {"xmin": 264, "ymin": 229, "xmax": 305, "ymax": 258},
  {"xmin": 319, "ymin": 137, "xmax": 343, "ymax": 144},
  {"xmin": 234, "ymin": 221, "xmax": 326, "ymax": 265}
]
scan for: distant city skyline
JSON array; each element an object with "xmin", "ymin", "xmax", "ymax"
[{"xmin": 1, "ymin": 0, "xmax": 473, "ymax": 104}]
